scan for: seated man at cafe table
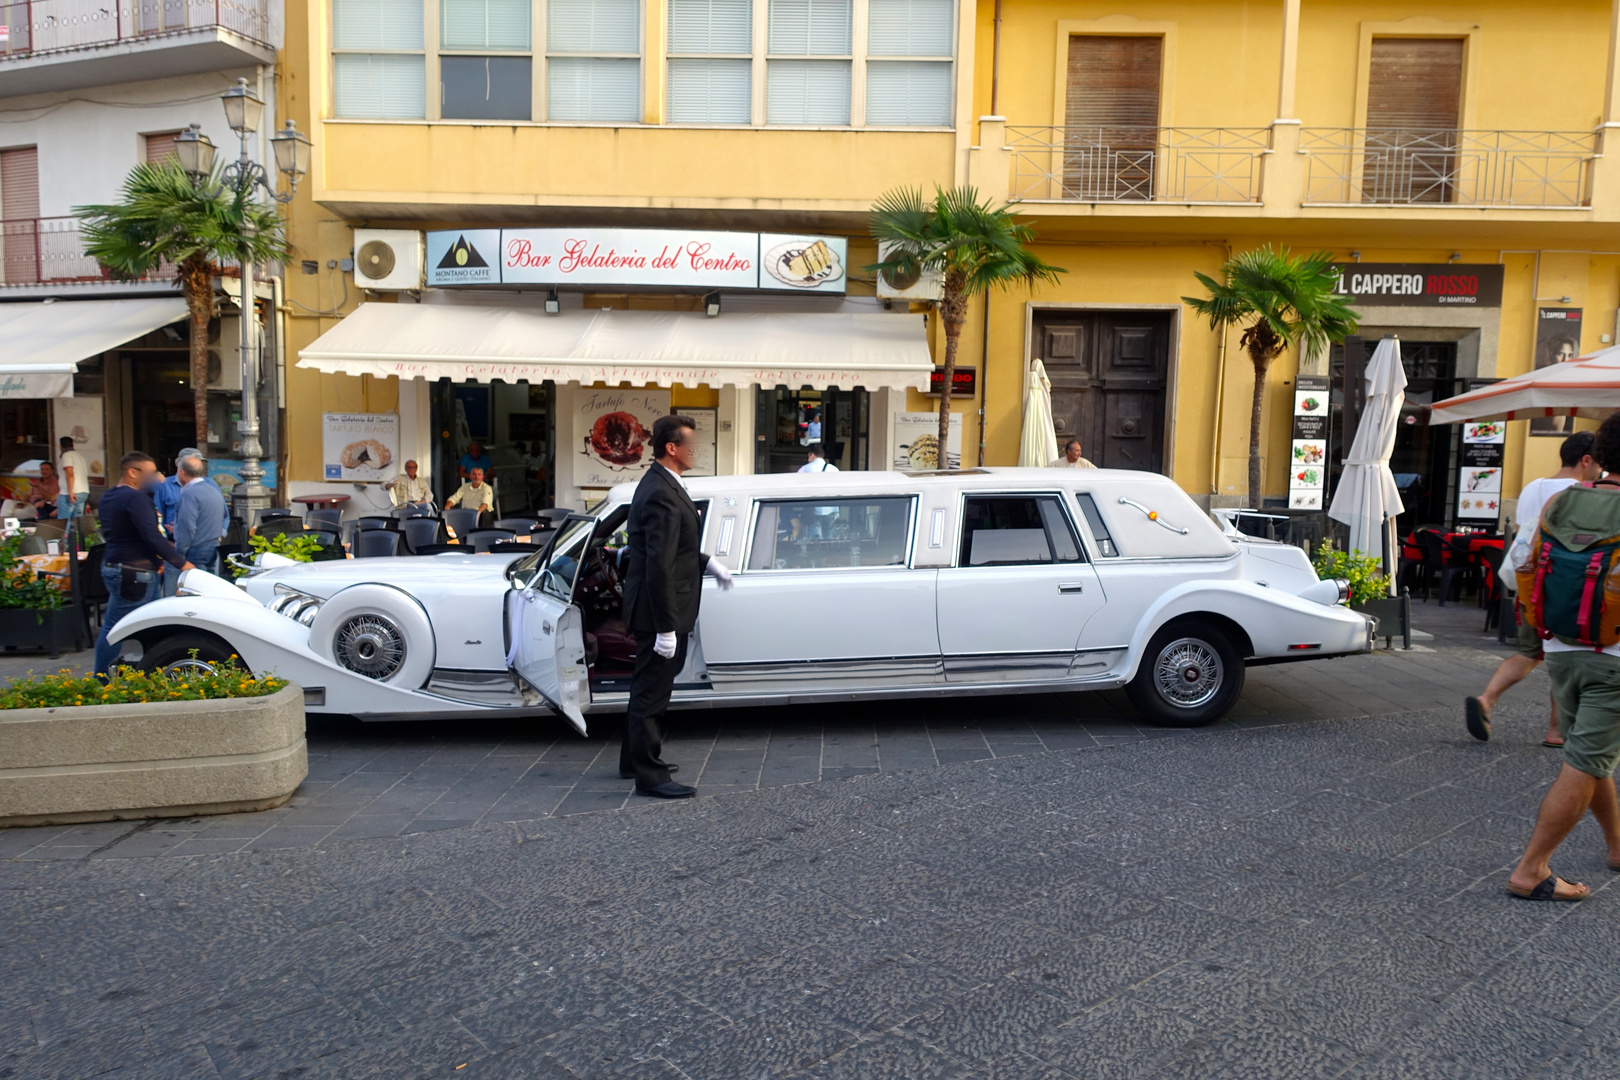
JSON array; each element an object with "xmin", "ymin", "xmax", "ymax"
[
  {"xmin": 444, "ymin": 466, "xmax": 495, "ymax": 530},
  {"xmin": 27, "ymin": 462, "xmax": 59, "ymax": 519}
]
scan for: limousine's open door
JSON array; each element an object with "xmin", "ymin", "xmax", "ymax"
[{"xmin": 505, "ymin": 514, "xmax": 598, "ymax": 736}]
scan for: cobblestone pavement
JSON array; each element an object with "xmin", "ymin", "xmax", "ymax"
[{"xmin": 8, "ymin": 599, "xmax": 1615, "ymax": 1079}]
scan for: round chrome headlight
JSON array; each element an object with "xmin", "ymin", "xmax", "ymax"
[
  {"xmin": 1334, "ymin": 578, "xmax": 1351, "ymax": 604},
  {"xmin": 332, "ymin": 614, "xmax": 407, "ymax": 680}
]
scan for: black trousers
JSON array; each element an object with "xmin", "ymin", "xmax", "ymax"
[{"xmin": 622, "ymin": 630, "xmax": 688, "ymax": 788}]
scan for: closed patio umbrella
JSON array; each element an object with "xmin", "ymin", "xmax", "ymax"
[
  {"xmin": 1019, "ymin": 359, "xmax": 1060, "ymax": 467},
  {"xmin": 1329, "ymin": 336, "xmax": 1406, "ymax": 568}
]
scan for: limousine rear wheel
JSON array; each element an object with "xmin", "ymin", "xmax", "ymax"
[{"xmin": 1126, "ymin": 621, "xmax": 1244, "ymax": 727}]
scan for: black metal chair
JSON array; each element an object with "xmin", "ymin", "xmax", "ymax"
[
  {"xmin": 1479, "ymin": 545, "xmax": 1507, "ymax": 631},
  {"xmin": 488, "ymin": 542, "xmax": 535, "ymax": 554},
  {"xmin": 15, "ymin": 534, "xmax": 47, "ymax": 555},
  {"xmin": 1407, "ymin": 528, "xmax": 1443, "ymax": 601},
  {"xmin": 79, "ymin": 542, "xmax": 108, "ymax": 632},
  {"xmin": 400, "ymin": 517, "xmax": 448, "ymax": 554},
  {"xmin": 356, "ymin": 516, "xmax": 398, "ymax": 531},
  {"xmin": 494, "ymin": 516, "xmax": 540, "ymax": 534},
  {"xmin": 393, "ymin": 503, "xmax": 438, "ymax": 519},
  {"xmin": 444, "ymin": 507, "xmax": 482, "ymax": 539},
  {"xmin": 465, "ymin": 528, "xmax": 516, "ymax": 553},
  {"xmin": 536, "ymin": 508, "xmax": 572, "ymax": 525},
  {"xmin": 303, "ymin": 529, "xmax": 347, "ymax": 561},
  {"xmin": 307, "ymin": 508, "xmax": 343, "ymax": 531},
  {"xmin": 255, "ymin": 516, "xmax": 306, "ymax": 538},
  {"xmin": 255, "ymin": 507, "xmax": 294, "ymax": 527},
  {"xmin": 355, "ymin": 530, "xmax": 405, "ymax": 557}
]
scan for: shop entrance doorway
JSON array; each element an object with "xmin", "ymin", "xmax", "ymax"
[
  {"xmin": 755, "ymin": 387, "xmax": 871, "ymax": 473},
  {"xmin": 1328, "ymin": 340, "xmax": 1461, "ymax": 530},
  {"xmin": 1031, "ymin": 309, "xmax": 1170, "ymax": 472}
]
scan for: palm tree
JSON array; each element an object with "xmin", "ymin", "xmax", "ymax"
[
  {"xmin": 77, "ymin": 160, "xmax": 288, "ymax": 449},
  {"xmin": 1183, "ymin": 246, "xmax": 1359, "ymax": 506},
  {"xmin": 869, "ymin": 186, "xmax": 1065, "ymax": 468}
]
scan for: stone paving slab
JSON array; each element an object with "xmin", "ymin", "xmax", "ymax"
[{"xmin": 2, "ymin": 690, "xmax": 1616, "ymax": 1079}]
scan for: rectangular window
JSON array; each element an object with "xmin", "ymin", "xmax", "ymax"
[
  {"xmin": 442, "ymin": 56, "xmax": 533, "ymax": 119},
  {"xmin": 747, "ymin": 496, "xmax": 912, "ymax": 570},
  {"xmin": 766, "ymin": 0, "xmax": 851, "ymax": 124},
  {"xmin": 441, "ymin": 0, "xmax": 528, "ymax": 49},
  {"xmin": 1074, "ymin": 493, "xmax": 1119, "ymax": 557},
  {"xmin": 667, "ymin": 0, "xmax": 752, "ymax": 123},
  {"xmin": 864, "ymin": 0, "xmax": 951, "ymax": 126},
  {"xmin": 143, "ymin": 131, "xmax": 183, "ymax": 164},
  {"xmin": 959, "ymin": 495, "xmax": 1085, "ymax": 567},
  {"xmin": 1063, "ymin": 35, "xmax": 1162, "ymax": 199},
  {"xmin": 333, "ymin": 0, "xmax": 426, "ymax": 119},
  {"xmin": 546, "ymin": 0, "xmax": 642, "ymax": 121}
]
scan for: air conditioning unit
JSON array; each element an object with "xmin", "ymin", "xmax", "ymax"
[
  {"xmin": 353, "ymin": 229, "xmax": 424, "ymax": 291},
  {"xmin": 208, "ymin": 317, "xmax": 243, "ymax": 391},
  {"xmin": 875, "ymin": 240, "xmax": 943, "ymax": 301}
]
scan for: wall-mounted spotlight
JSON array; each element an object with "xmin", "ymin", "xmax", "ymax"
[
  {"xmin": 705, "ymin": 292, "xmax": 721, "ymax": 318},
  {"xmin": 545, "ymin": 289, "xmax": 560, "ymax": 315}
]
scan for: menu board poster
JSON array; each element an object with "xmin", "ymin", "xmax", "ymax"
[
  {"xmin": 1460, "ymin": 420, "xmax": 1506, "ymax": 467},
  {"xmin": 1292, "ymin": 378, "xmax": 1330, "ymax": 441},
  {"xmin": 323, "ymin": 413, "xmax": 399, "ymax": 481},
  {"xmin": 1458, "ymin": 467, "xmax": 1504, "ymax": 519},
  {"xmin": 893, "ymin": 413, "xmax": 962, "ymax": 470},
  {"xmin": 684, "ymin": 408, "xmax": 718, "ymax": 477},
  {"xmin": 573, "ymin": 389, "xmax": 672, "ymax": 488},
  {"xmin": 1289, "ymin": 489, "xmax": 1324, "ymax": 510},
  {"xmin": 1531, "ymin": 308, "xmax": 1583, "ymax": 435}
]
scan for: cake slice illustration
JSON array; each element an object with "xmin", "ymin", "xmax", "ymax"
[{"xmin": 786, "ymin": 240, "xmax": 834, "ymax": 279}]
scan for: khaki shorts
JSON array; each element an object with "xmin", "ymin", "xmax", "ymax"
[
  {"xmin": 1546, "ymin": 650, "xmax": 1620, "ymax": 778},
  {"xmin": 1517, "ymin": 618, "xmax": 1545, "ymax": 660}
]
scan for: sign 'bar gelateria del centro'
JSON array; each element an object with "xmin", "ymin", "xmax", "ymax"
[
  {"xmin": 425, "ymin": 228, "xmax": 848, "ymax": 294},
  {"xmin": 1330, "ymin": 263, "xmax": 1504, "ymax": 307}
]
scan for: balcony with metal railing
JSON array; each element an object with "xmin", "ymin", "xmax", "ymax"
[
  {"xmin": 1004, "ymin": 126, "xmax": 1271, "ymax": 205},
  {"xmin": 0, "ymin": 0, "xmax": 276, "ymax": 97},
  {"xmin": 1300, "ymin": 128, "xmax": 1598, "ymax": 208},
  {"xmin": 0, "ymin": 217, "xmax": 170, "ymax": 288}
]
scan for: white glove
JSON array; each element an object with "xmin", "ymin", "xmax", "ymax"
[
  {"xmin": 706, "ymin": 557, "xmax": 734, "ymax": 591},
  {"xmin": 654, "ymin": 632, "xmax": 677, "ymax": 659}
]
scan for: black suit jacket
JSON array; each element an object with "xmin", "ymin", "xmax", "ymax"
[{"xmin": 622, "ymin": 463, "xmax": 708, "ymax": 634}]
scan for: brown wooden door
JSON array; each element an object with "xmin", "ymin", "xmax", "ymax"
[
  {"xmin": 1063, "ymin": 35, "xmax": 1162, "ymax": 200},
  {"xmin": 1035, "ymin": 310, "xmax": 1169, "ymax": 473},
  {"xmin": 1362, "ymin": 37, "xmax": 1464, "ymax": 203}
]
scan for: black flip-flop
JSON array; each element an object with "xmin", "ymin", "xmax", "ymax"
[
  {"xmin": 1465, "ymin": 697, "xmax": 1491, "ymax": 742},
  {"xmin": 1507, "ymin": 873, "xmax": 1589, "ymax": 902},
  {"xmin": 1542, "ymin": 739, "xmax": 1565, "ymax": 748}
]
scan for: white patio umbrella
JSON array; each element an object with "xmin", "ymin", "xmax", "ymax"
[
  {"xmin": 1429, "ymin": 342, "xmax": 1620, "ymax": 424},
  {"xmin": 1329, "ymin": 336, "xmax": 1407, "ymax": 569},
  {"xmin": 1019, "ymin": 359, "xmax": 1060, "ymax": 467}
]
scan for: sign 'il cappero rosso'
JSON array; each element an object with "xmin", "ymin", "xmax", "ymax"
[{"xmin": 1330, "ymin": 263, "xmax": 1504, "ymax": 307}]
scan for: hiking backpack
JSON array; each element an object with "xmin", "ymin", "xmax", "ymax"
[{"xmin": 1517, "ymin": 480, "xmax": 1620, "ymax": 647}]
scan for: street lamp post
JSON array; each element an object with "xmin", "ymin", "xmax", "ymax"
[{"xmin": 182, "ymin": 78, "xmax": 311, "ymax": 526}]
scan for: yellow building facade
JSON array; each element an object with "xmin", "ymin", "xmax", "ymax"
[{"xmin": 276, "ymin": 0, "xmax": 1620, "ymax": 529}]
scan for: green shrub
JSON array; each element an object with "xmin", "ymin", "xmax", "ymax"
[
  {"xmin": 1311, "ymin": 540, "xmax": 1389, "ymax": 606},
  {"xmin": 234, "ymin": 532, "xmax": 323, "ymax": 578},
  {"xmin": 0, "ymin": 658, "xmax": 286, "ymax": 710},
  {"xmin": 0, "ymin": 534, "xmax": 65, "ymax": 612}
]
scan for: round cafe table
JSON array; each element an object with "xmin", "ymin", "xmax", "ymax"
[{"xmin": 291, "ymin": 494, "xmax": 351, "ymax": 512}]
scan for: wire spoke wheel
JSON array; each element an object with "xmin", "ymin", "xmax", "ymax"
[
  {"xmin": 1152, "ymin": 637, "xmax": 1223, "ymax": 708},
  {"xmin": 160, "ymin": 657, "xmax": 220, "ymax": 677},
  {"xmin": 334, "ymin": 614, "xmax": 406, "ymax": 680}
]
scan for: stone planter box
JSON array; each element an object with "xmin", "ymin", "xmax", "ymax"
[{"xmin": 0, "ymin": 683, "xmax": 306, "ymax": 828}]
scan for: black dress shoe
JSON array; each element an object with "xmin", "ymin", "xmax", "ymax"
[
  {"xmin": 620, "ymin": 763, "xmax": 678, "ymax": 779},
  {"xmin": 637, "ymin": 782, "xmax": 696, "ymax": 799}
]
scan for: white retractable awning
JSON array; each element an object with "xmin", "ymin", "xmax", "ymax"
[
  {"xmin": 0, "ymin": 297, "xmax": 188, "ymax": 399},
  {"xmin": 297, "ymin": 302, "xmax": 934, "ymax": 390}
]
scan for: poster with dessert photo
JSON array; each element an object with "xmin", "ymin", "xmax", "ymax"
[
  {"xmin": 759, "ymin": 234, "xmax": 848, "ymax": 293},
  {"xmin": 573, "ymin": 389, "xmax": 671, "ymax": 488},
  {"xmin": 893, "ymin": 413, "xmax": 961, "ymax": 471}
]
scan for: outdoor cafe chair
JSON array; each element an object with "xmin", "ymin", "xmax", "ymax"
[
  {"xmin": 356, "ymin": 516, "xmax": 398, "ymax": 531},
  {"xmin": 400, "ymin": 517, "xmax": 447, "ymax": 554},
  {"xmin": 443, "ymin": 507, "xmax": 482, "ymax": 539},
  {"xmin": 465, "ymin": 529, "xmax": 516, "ymax": 553},
  {"xmin": 307, "ymin": 508, "xmax": 343, "ymax": 531},
  {"xmin": 355, "ymin": 530, "xmax": 405, "ymax": 558}
]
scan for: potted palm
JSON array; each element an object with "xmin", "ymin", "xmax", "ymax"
[
  {"xmin": 868, "ymin": 186, "xmax": 1065, "ymax": 468},
  {"xmin": 0, "ymin": 535, "xmax": 83, "ymax": 658}
]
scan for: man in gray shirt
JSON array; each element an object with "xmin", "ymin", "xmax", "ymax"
[{"xmin": 168, "ymin": 451, "xmax": 227, "ymax": 593}]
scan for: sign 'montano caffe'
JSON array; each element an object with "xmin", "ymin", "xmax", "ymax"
[{"xmin": 1331, "ymin": 263, "xmax": 1505, "ymax": 307}]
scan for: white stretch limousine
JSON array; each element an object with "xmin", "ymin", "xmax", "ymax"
[{"xmin": 113, "ymin": 468, "xmax": 1370, "ymax": 730}]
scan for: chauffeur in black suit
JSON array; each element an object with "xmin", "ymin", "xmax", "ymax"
[{"xmin": 621, "ymin": 414, "xmax": 733, "ymax": 798}]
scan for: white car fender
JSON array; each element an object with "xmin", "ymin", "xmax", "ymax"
[
  {"xmin": 107, "ymin": 595, "xmax": 326, "ymax": 676},
  {"xmin": 1122, "ymin": 579, "xmax": 1369, "ymax": 676}
]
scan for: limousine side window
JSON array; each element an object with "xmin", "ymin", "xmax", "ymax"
[
  {"xmin": 746, "ymin": 497, "xmax": 913, "ymax": 571},
  {"xmin": 1075, "ymin": 493, "xmax": 1120, "ymax": 557},
  {"xmin": 959, "ymin": 495, "xmax": 1085, "ymax": 567}
]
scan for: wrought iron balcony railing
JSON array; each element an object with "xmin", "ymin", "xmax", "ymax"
[
  {"xmin": 1301, "ymin": 128, "xmax": 1598, "ymax": 208},
  {"xmin": 0, "ymin": 0, "xmax": 271, "ymax": 60},
  {"xmin": 0, "ymin": 217, "xmax": 169, "ymax": 286},
  {"xmin": 1005, "ymin": 126, "xmax": 1270, "ymax": 204}
]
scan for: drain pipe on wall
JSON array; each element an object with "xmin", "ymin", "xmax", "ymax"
[
  {"xmin": 990, "ymin": 0, "xmax": 1002, "ymax": 115},
  {"xmin": 977, "ymin": 294, "xmax": 990, "ymax": 466}
]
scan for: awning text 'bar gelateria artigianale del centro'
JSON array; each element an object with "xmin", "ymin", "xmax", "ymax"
[
  {"xmin": 297, "ymin": 304, "xmax": 935, "ymax": 391},
  {"xmin": 0, "ymin": 297, "xmax": 189, "ymax": 399}
]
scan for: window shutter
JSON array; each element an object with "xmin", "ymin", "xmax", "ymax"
[
  {"xmin": 334, "ymin": 53, "xmax": 428, "ymax": 118},
  {"xmin": 1064, "ymin": 35, "xmax": 1161, "ymax": 131},
  {"xmin": 333, "ymin": 0, "xmax": 424, "ymax": 50},
  {"xmin": 866, "ymin": 0, "xmax": 950, "ymax": 56},
  {"xmin": 441, "ymin": 0, "xmax": 529, "ymax": 51},
  {"xmin": 144, "ymin": 131, "xmax": 182, "ymax": 165},
  {"xmin": 766, "ymin": 59, "xmax": 849, "ymax": 123},
  {"xmin": 1366, "ymin": 37, "xmax": 1463, "ymax": 130},
  {"xmin": 768, "ymin": 0, "xmax": 851, "ymax": 55},
  {"xmin": 548, "ymin": 0, "xmax": 640, "ymax": 54},
  {"xmin": 547, "ymin": 57, "xmax": 641, "ymax": 120},
  {"xmin": 865, "ymin": 60, "xmax": 949, "ymax": 125},
  {"xmin": 0, "ymin": 146, "xmax": 38, "ymax": 220},
  {"xmin": 668, "ymin": 0, "xmax": 750, "ymax": 54},
  {"xmin": 668, "ymin": 58, "xmax": 751, "ymax": 122}
]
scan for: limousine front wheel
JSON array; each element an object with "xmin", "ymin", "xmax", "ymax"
[{"xmin": 1126, "ymin": 621, "xmax": 1244, "ymax": 727}]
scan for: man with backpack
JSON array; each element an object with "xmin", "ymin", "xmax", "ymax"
[
  {"xmin": 1465, "ymin": 432, "xmax": 1601, "ymax": 745},
  {"xmin": 1506, "ymin": 415, "xmax": 1620, "ymax": 901}
]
